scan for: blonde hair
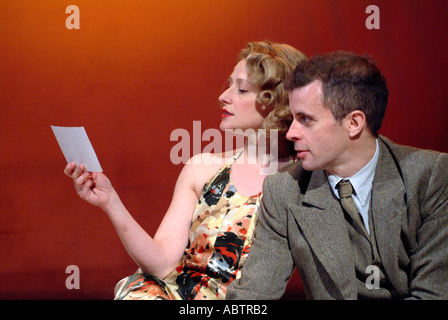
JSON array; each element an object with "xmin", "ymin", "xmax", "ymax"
[{"xmin": 238, "ymin": 41, "xmax": 307, "ymax": 134}]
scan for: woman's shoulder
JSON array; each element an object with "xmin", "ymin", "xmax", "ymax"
[
  {"xmin": 180, "ymin": 151, "xmax": 239, "ymax": 196},
  {"xmin": 188, "ymin": 150, "xmax": 241, "ymax": 165},
  {"xmin": 185, "ymin": 150, "xmax": 244, "ymax": 170}
]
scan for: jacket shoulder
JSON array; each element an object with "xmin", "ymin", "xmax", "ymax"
[
  {"xmin": 264, "ymin": 161, "xmax": 313, "ymax": 201},
  {"xmin": 379, "ymin": 135, "xmax": 448, "ymax": 205},
  {"xmin": 379, "ymin": 135, "xmax": 444, "ymax": 160}
]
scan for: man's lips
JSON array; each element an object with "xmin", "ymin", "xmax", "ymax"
[{"xmin": 295, "ymin": 148, "xmax": 309, "ymax": 159}]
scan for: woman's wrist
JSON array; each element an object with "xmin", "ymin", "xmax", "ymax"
[{"xmin": 101, "ymin": 190, "xmax": 123, "ymax": 216}]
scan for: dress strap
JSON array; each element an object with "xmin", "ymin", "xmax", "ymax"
[
  {"xmin": 228, "ymin": 149, "xmax": 244, "ymax": 166},
  {"xmin": 201, "ymin": 149, "xmax": 244, "ymax": 192}
]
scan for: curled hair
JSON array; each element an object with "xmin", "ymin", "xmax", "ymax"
[
  {"xmin": 285, "ymin": 51, "xmax": 388, "ymax": 136},
  {"xmin": 237, "ymin": 41, "xmax": 307, "ymax": 135}
]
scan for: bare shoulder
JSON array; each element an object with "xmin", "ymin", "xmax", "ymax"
[{"xmin": 179, "ymin": 152, "xmax": 234, "ymax": 197}]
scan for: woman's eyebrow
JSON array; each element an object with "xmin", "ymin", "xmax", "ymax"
[{"xmin": 235, "ymin": 78, "xmax": 255, "ymax": 87}]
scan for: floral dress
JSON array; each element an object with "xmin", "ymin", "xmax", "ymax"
[{"xmin": 114, "ymin": 152, "xmax": 261, "ymax": 300}]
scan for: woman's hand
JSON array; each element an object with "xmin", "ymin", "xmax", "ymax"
[{"xmin": 64, "ymin": 162, "xmax": 115, "ymax": 209}]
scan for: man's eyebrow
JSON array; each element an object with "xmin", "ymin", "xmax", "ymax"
[{"xmin": 294, "ymin": 111, "xmax": 314, "ymax": 118}]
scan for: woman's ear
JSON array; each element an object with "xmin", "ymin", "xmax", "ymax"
[{"xmin": 346, "ymin": 110, "xmax": 366, "ymax": 138}]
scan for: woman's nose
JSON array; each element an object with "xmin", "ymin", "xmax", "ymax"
[{"xmin": 218, "ymin": 87, "xmax": 232, "ymax": 105}]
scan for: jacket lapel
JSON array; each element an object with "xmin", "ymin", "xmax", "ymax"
[
  {"xmin": 288, "ymin": 169, "xmax": 357, "ymax": 299},
  {"xmin": 371, "ymin": 137, "xmax": 406, "ymax": 292}
]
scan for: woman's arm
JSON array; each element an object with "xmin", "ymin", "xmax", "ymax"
[{"xmin": 64, "ymin": 158, "xmax": 211, "ymax": 279}]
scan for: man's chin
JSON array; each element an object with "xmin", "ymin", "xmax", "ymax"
[{"xmin": 300, "ymin": 160, "xmax": 319, "ymax": 172}]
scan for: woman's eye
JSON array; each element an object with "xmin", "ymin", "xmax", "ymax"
[{"xmin": 238, "ymin": 88, "xmax": 248, "ymax": 94}]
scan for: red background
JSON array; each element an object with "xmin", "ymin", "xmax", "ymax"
[{"xmin": 0, "ymin": 0, "xmax": 447, "ymax": 299}]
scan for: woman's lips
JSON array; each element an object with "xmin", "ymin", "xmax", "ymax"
[{"xmin": 222, "ymin": 108, "xmax": 234, "ymax": 118}]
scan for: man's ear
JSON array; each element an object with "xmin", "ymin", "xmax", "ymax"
[{"xmin": 346, "ymin": 110, "xmax": 366, "ymax": 138}]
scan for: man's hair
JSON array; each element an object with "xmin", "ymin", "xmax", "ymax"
[{"xmin": 285, "ymin": 51, "xmax": 388, "ymax": 136}]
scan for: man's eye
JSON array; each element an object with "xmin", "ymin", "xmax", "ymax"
[{"xmin": 298, "ymin": 115, "xmax": 311, "ymax": 125}]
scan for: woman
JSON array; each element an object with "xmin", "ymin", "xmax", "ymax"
[{"xmin": 64, "ymin": 41, "xmax": 307, "ymax": 300}]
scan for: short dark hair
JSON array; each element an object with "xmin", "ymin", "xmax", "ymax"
[{"xmin": 285, "ymin": 51, "xmax": 388, "ymax": 136}]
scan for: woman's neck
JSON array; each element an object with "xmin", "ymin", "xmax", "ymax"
[{"xmin": 242, "ymin": 131, "xmax": 292, "ymax": 167}]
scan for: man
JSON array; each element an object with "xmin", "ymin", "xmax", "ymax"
[{"xmin": 227, "ymin": 51, "xmax": 448, "ymax": 299}]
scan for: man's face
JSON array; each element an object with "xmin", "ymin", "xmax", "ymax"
[{"xmin": 286, "ymin": 80, "xmax": 350, "ymax": 174}]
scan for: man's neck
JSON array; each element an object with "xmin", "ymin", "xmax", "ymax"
[{"xmin": 327, "ymin": 136, "xmax": 378, "ymax": 178}]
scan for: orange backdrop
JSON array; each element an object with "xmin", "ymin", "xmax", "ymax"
[{"xmin": 0, "ymin": 0, "xmax": 447, "ymax": 299}]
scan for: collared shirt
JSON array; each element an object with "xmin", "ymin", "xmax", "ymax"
[{"xmin": 326, "ymin": 139, "xmax": 379, "ymax": 234}]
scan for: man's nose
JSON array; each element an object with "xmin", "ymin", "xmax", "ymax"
[{"xmin": 286, "ymin": 121, "xmax": 301, "ymax": 141}]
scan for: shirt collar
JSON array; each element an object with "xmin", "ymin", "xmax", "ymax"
[{"xmin": 327, "ymin": 139, "xmax": 379, "ymax": 206}]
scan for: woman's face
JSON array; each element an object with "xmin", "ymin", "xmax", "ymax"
[{"xmin": 218, "ymin": 59, "xmax": 266, "ymax": 132}]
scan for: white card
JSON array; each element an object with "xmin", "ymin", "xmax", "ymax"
[{"xmin": 51, "ymin": 126, "xmax": 103, "ymax": 172}]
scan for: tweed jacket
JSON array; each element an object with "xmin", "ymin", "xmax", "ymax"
[{"xmin": 227, "ymin": 135, "xmax": 448, "ymax": 299}]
